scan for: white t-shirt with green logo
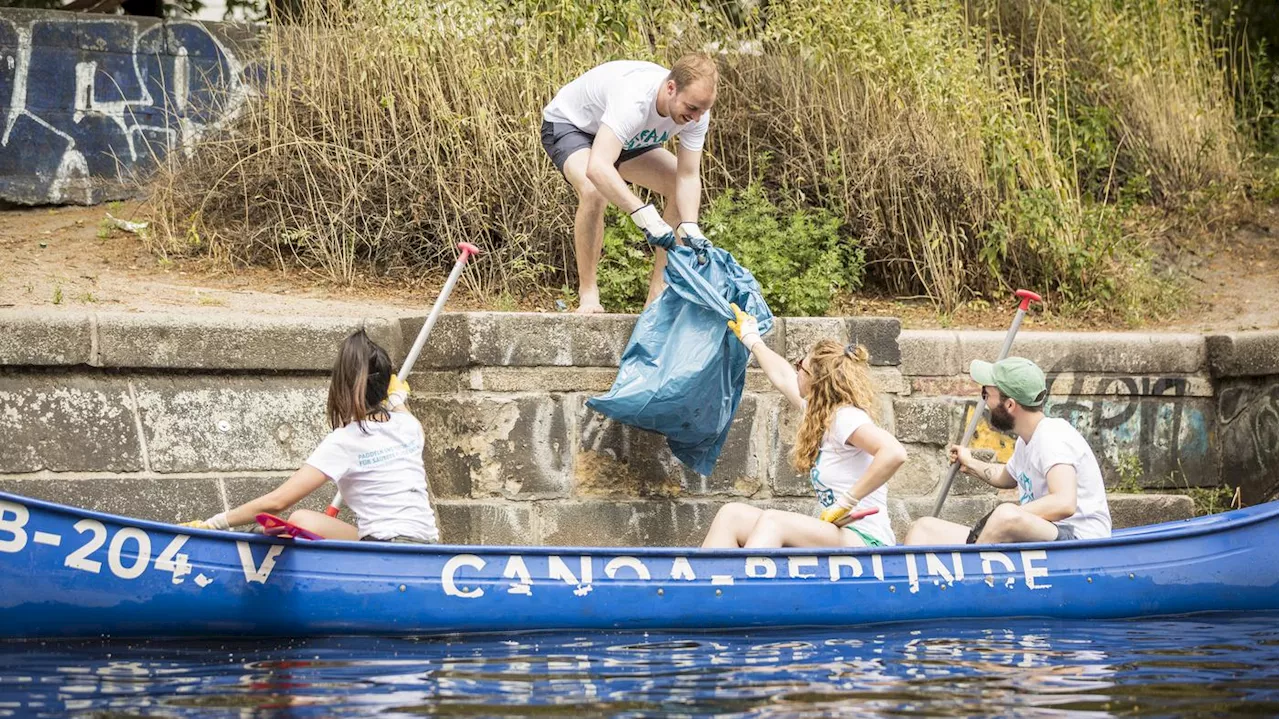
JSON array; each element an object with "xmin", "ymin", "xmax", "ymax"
[
  {"xmin": 543, "ymin": 60, "xmax": 710, "ymax": 152},
  {"xmin": 1006, "ymin": 417, "xmax": 1112, "ymax": 539},
  {"xmin": 808, "ymin": 406, "xmax": 895, "ymax": 546},
  {"xmin": 305, "ymin": 412, "xmax": 439, "ymax": 542}
]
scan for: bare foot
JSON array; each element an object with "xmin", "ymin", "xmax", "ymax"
[{"xmin": 575, "ymin": 303, "xmax": 605, "ymax": 314}]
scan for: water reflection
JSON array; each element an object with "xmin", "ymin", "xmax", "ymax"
[{"xmin": 0, "ymin": 612, "xmax": 1274, "ymax": 717}]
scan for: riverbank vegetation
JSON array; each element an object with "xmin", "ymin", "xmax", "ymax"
[{"xmin": 148, "ymin": 0, "xmax": 1277, "ymax": 321}]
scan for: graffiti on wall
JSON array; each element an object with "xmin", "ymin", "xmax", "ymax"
[
  {"xmin": 967, "ymin": 372, "xmax": 1215, "ymax": 486},
  {"xmin": 0, "ymin": 11, "xmax": 253, "ymax": 205},
  {"xmin": 1218, "ymin": 380, "xmax": 1279, "ymax": 504}
]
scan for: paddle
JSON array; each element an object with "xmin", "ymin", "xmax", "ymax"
[
  {"xmin": 255, "ymin": 241, "xmax": 481, "ymax": 540},
  {"xmin": 928, "ymin": 289, "xmax": 1041, "ymax": 518},
  {"xmin": 834, "ymin": 505, "xmax": 880, "ymax": 528}
]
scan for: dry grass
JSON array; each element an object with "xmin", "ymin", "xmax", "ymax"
[{"xmin": 147, "ymin": 0, "xmax": 1262, "ymax": 317}]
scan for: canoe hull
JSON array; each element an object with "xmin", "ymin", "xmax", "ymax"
[{"xmin": 1, "ymin": 492, "xmax": 1275, "ymax": 639}]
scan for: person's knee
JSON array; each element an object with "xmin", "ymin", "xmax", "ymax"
[
  {"xmin": 714, "ymin": 502, "xmax": 755, "ymax": 524},
  {"xmin": 978, "ymin": 503, "xmax": 1024, "ymax": 540},
  {"xmin": 575, "ymin": 181, "xmax": 606, "ymax": 211},
  {"xmin": 286, "ymin": 509, "xmax": 322, "ymax": 527},
  {"xmin": 905, "ymin": 517, "xmax": 938, "ymax": 544}
]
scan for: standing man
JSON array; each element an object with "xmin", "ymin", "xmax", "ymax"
[
  {"xmin": 904, "ymin": 357, "xmax": 1113, "ymax": 545},
  {"xmin": 541, "ymin": 55, "xmax": 718, "ymax": 313}
]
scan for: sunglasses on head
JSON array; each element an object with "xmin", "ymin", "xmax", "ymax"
[{"xmin": 793, "ymin": 356, "xmax": 807, "ymax": 374}]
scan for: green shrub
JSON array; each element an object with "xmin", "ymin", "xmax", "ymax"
[{"xmin": 701, "ymin": 183, "xmax": 861, "ymax": 317}]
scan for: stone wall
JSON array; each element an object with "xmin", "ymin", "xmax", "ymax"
[
  {"xmin": 0, "ymin": 8, "xmax": 256, "ymax": 205},
  {"xmin": 2, "ymin": 309, "xmax": 1274, "ymax": 545}
]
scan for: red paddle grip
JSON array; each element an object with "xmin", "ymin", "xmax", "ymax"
[
  {"xmin": 1014, "ymin": 289, "xmax": 1042, "ymax": 311},
  {"xmin": 457, "ymin": 242, "xmax": 481, "ymax": 259},
  {"xmin": 324, "ymin": 505, "xmax": 340, "ymax": 518}
]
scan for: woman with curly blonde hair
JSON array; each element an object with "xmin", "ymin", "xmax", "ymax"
[{"xmin": 701, "ymin": 306, "xmax": 907, "ymax": 548}]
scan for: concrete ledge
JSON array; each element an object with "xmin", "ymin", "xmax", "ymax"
[
  {"xmin": 901, "ymin": 330, "xmax": 1207, "ymax": 376},
  {"xmin": 0, "ymin": 476, "xmax": 223, "ymax": 523},
  {"xmin": 96, "ymin": 313, "xmax": 402, "ymax": 370},
  {"xmin": 433, "ymin": 500, "xmax": 532, "ymax": 545},
  {"xmin": 1206, "ymin": 331, "xmax": 1279, "ymax": 378},
  {"xmin": 0, "ymin": 310, "xmax": 93, "ymax": 366},
  {"xmin": 1106, "ymin": 493, "xmax": 1195, "ymax": 527}
]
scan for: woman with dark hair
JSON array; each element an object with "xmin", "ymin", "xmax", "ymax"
[{"xmin": 180, "ymin": 330, "xmax": 438, "ymax": 543}]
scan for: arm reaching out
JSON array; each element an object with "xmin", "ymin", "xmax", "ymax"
[{"xmin": 729, "ymin": 303, "xmax": 803, "ymax": 410}]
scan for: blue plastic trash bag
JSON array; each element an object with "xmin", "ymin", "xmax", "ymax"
[{"xmin": 587, "ymin": 244, "xmax": 774, "ymax": 476}]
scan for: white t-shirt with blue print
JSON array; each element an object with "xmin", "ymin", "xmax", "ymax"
[
  {"xmin": 1005, "ymin": 417, "xmax": 1112, "ymax": 540},
  {"xmin": 808, "ymin": 406, "xmax": 894, "ymax": 546},
  {"xmin": 543, "ymin": 60, "xmax": 710, "ymax": 152},
  {"xmin": 305, "ymin": 411, "xmax": 439, "ymax": 542}
]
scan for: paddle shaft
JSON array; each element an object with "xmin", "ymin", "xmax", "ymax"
[
  {"xmin": 928, "ymin": 289, "xmax": 1040, "ymax": 518},
  {"xmin": 324, "ymin": 242, "xmax": 480, "ymax": 518}
]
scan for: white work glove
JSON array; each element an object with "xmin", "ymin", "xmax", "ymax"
[
  {"xmin": 179, "ymin": 512, "xmax": 230, "ymax": 531},
  {"xmin": 728, "ymin": 303, "xmax": 761, "ymax": 352},
  {"xmin": 675, "ymin": 222, "xmax": 710, "ymax": 250},
  {"xmin": 630, "ymin": 204, "xmax": 675, "ymax": 249},
  {"xmin": 819, "ymin": 496, "xmax": 854, "ymax": 525}
]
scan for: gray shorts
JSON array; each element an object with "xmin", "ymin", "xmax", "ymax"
[
  {"xmin": 540, "ymin": 120, "xmax": 663, "ymax": 174},
  {"xmin": 966, "ymin": 505, "xmax": 1079, "ymax": 543}
]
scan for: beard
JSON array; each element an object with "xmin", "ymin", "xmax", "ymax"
[{"xmin": 989, "ymin": 402, "xmax": 1015, "ymax": 432}]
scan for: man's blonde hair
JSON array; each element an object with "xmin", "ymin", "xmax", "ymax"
[{"xmin": 668, "ymin": 54, "xmax": 719, "ymax": 90}]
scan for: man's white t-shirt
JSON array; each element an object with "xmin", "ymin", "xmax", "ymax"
[
  {"xmin": 1006, "ymin": 417, "xmax": 1112, "ymax": 539},
  {"xmin": 808, "ymin": 406, "xmax": 895, "ymax": 546},
  {"xmin": 305, "ymin": 412, "xmax": 439, "ymax": 542},
  {"xmin": 543, "ymin": 60, "xmax": 710, "ymax": 152}
]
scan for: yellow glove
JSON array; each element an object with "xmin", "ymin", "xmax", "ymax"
[
  {"xmin": 388, "ymin": 373, "xmax": 411, "ymax": 409},
  {"xmin": 179, "ymin": 512, "xmax": 229, "ymax": 531},
  {"xmin": 727, "ymin": 303, "xmax": 761, "ymax": 351},
  {"xmin": 819, "ymin": 497, "xmax": 853, "ymax": 525}
]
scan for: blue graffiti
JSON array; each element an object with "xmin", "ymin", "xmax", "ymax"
[{"xmin": 0, "ymin": 11, "xmax": 253, "ymax": 205}]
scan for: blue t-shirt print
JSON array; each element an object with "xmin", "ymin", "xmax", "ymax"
[
  {"xmin": 809, "ymin": 451, "xmax": 836, "ymax": 508},
  {"xmin": 1016, "ymin": 472, "xmax": 1034, "ymax": 504},
  {"xmin": 624, "ymin": 128, "xmax": 670, "ymax": 151}
]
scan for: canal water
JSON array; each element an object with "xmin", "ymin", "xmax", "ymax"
[{"xmin": 0, "ymin": 612, "xmax": 1274, "ymax": 717}]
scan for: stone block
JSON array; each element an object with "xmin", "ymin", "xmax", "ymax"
[
  {"xmin": 1215, "ymin": 378, "xmax": 1278, "ymax": 504},
  {"xmin": 1107, "ymin": 494, "xmax": 1195, "ymax": 529},
  {"xmin": 848, "ymin": 317, "xmax": 902, "ymax": 366},
  {"xmin": 132, "ymin": 375, "xmax": 329, "ymax": 472},
  {"xmin": 890, "ymin": 496, "xmax": 1000, "ymax": 542},
  {"xmin": 417, "ymin": 394, "xmax": 575, "ymax": 500},
  {"xmin": 534, "ymin": 500, "xmax": 723, "ymax": 547},
  {"xmin": 465, "ymin": 312, "xmax": 636, "ymax": 367},
  {"xmin": 784, "ymin": 317, "xmax": 848, "ymax": 362},
  {"xmin": 892, "ymin": 397, "xmax": 965, "ymax": 445},
  {"xmin": 468, "ymin": 367, "xmax": 618, "ymax": 393},
  {"xmin": 575, "ymin": 394, "xmax": 762, "ymax": 498},
  {"xmin": 957, "ymin": 331, "xmax": 1206, "ymax": 375},
  {"xmin": 0, "ymin": 310, "xmax": 92, "ymax": 366},
  {"xmin": 97, "ymin": 313, "xmax": 369, "ymax": 370},
  {"xmin": 433, "ymin": 500, "xmax": 531, "ymax": 545},
  {"xmin": 900, "ymin": 330, "xmax": 961, "ymax": 376},
  {"xmin": 1206, "ymin": 331, "xmax": 1279, "ymax": 379},
  {"xmin": 0, "ymin": 374, "xmax": 141, "ymax": 472},
  {"xmin": 402, "ymin": 313, "xmax": 470, "ymax": 369},
  {"xmin": 0, "ymin": 477, "xmax": 224, "ymax": 523}
]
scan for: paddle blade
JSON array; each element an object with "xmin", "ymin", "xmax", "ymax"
[
  {"xmin": 834, "ymin": 506, "xmax": 880, "ymax": 528},
  {"xmin": 255, "ymin": 513, "xmax": 325, "ymax": 541}
]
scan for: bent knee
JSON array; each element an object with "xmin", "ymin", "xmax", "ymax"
[{"xmin": 575, "ymin": 182, "xmax": 606, "ymax": 209}]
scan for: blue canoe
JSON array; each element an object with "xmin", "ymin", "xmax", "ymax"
[{"xmin": 0, "ymin": 491, "xmax": 1275, "ymax": 639}]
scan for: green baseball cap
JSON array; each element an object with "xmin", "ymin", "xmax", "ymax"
[{"xmin": 969, "ymin": 356, "xmax": 1047, "ymax": 407}]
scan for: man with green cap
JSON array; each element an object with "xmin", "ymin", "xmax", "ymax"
[{"xmin": 904, "ymin": 356, "xmax": 1112, "ymax": 545}]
